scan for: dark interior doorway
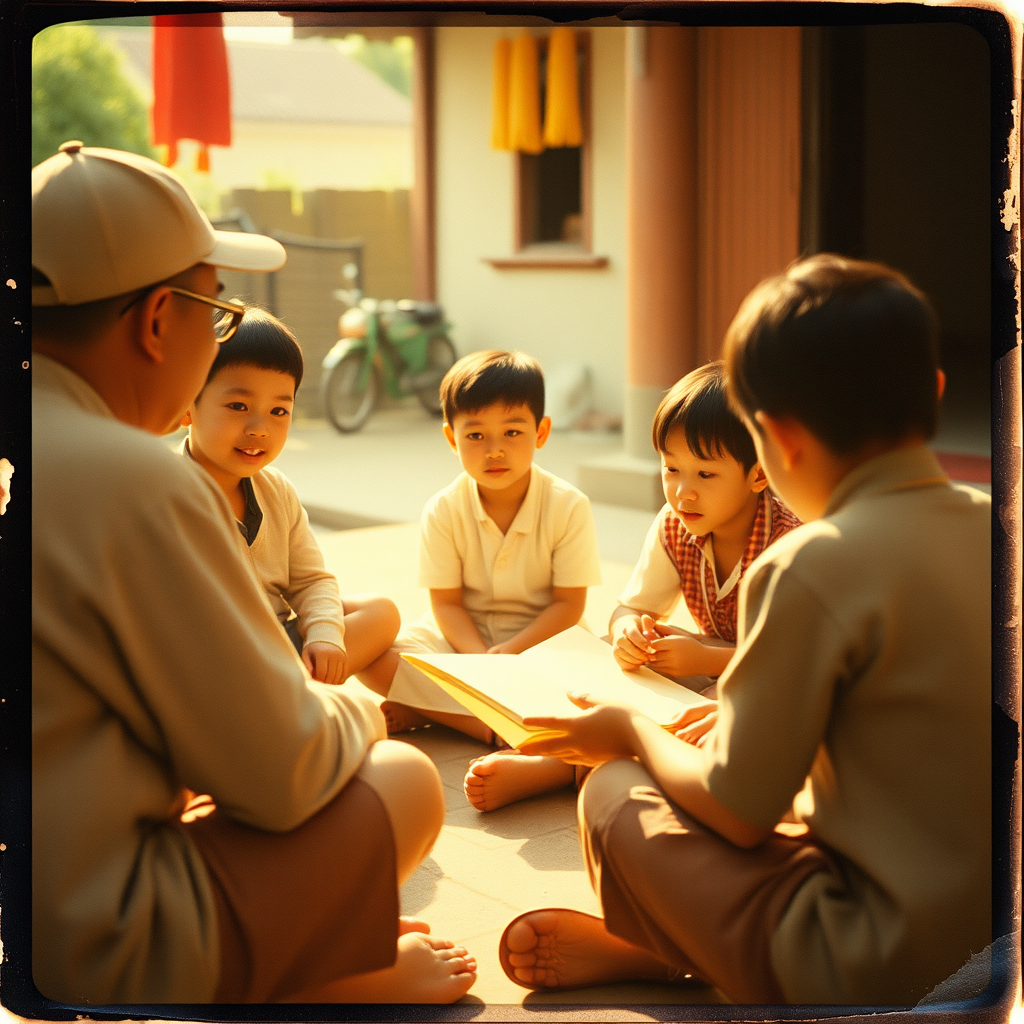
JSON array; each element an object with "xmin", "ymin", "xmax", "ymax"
[{"xmin": 803, "ymin": 22, "xmax": 991, "ymax": 458}]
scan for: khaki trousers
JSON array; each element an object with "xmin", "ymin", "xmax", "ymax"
[{"xmin": 580, "ymin": 759, "xmax": 830, "ymax": 1004}]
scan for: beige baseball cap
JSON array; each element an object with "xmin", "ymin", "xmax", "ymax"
[{"xmin": 32, "ymin": 141, "xmax": 286, "ymax": 306}]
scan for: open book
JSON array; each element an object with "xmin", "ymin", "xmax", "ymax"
[{"xmin": 400, "ymin": 626, "xmax": 709, "ymax": 749}]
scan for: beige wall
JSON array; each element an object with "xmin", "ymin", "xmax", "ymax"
[
  {"xmin": 204, "ymin": 120, "xmax": 413, "ymax": 192},
  {"xmin": 434, "ymin": 27, "xmax": 628, "ymax": 417}
]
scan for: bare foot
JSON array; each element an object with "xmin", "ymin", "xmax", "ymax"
[
  {"xmin": 295, "ymin": 932, "xmax": 477, "ymax": 1003},
  {"xmin": 464, "ymin": 753, "xmax": 575, "ymax": 811},
  {"xmin": 381, "ymin": 700, "xmax": 432, "ymax": 735},
  {"xmin": 399, "ymin": 916, "xmax": 431, "ymax": 935},
  {"xmin": 501, "ymin": 909, "xmax": 680, "ymax": 990}
]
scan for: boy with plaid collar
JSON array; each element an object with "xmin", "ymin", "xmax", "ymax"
[{"xmin": 611, "ymin": 361, "xmax": 799, "ymax": 690}]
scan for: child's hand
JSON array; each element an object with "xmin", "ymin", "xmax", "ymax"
[
  {"xmin": 302, "ymin": 641, "xmax": 348, "ymax": 685},
  {"xmin": 486, "ymin": 641, "xmax": 518, "ymax": 655},
  {"xmin": 612, "ymin": 614, "xmax": 658, "ymax": 670},
  {"xmin": 519, "ymin": 692, "xmax": 641, "ymax": 766},
  {"xmin": 647, "ymin": 633, "xmax": 713, "ymax": 679},
  {"xmin": 667, "ymin": 701, "xmax": 719, "ymax": 747}
]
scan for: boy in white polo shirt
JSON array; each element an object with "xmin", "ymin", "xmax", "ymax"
[{"xmin": 360, "ymin": 351, "xmax": 602, "ymax": 803}]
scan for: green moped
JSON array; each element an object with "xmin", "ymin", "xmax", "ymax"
[{"xmin": 320, "ymin": 280, "xmax": 457, "ymax": 433}]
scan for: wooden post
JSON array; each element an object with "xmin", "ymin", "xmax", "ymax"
[
  {"xmin": 696, "ymin": 26, "xmax": 802, "ymax": 360},
  {"xmin": 410, "ymin": 26, "xmax": 436, "ymax": 301},
  {"xmin": 624, "ymin": 25, "xmax": 700, "ymax": 460}
]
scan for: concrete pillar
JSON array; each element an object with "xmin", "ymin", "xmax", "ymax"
[
  {"xmin": 579, "ymin": 26, "xmax": 699, "ymax": 511},
  {"xmin": 624, "ymin": 25, "xmax": 700, "ymax": 459}
]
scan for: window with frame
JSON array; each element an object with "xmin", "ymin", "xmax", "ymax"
[{"xmin": 514, "ymin": 32, "xmax": 591, "ymax": 253}]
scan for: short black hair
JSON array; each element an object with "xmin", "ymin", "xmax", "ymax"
[
  {"xmin": 724, "ymin": 253, "xmax": 940, "ymax": 455},
  {"xmin": 205, "ymin": 304, "xmax": 304, "ymax": 391},
  {"xmin": 652, "ymin": 361, "xmax": 758, "ymax": 472},
  {"xmin": 440, "ymin": 350, "xmax": 545, "ymax": 427}
]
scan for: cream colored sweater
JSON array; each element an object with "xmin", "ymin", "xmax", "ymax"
[
  {"xmin": 32, "ymin": 355, "xmax": 385, "ymax": 1004},
  {"xmin": 179, "ymin": 439, "xmax": 346, "ymax": 649}
]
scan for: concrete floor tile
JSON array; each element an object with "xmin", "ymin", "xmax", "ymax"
[
  {"xmin": 446, "ymin": 786, "xmax": 581, "ymax": 842},
  {"xmin": 394, "ymin": 723, "xmax": 492, "ymax": 764},
  {"xmin": 428, "ymin": 828, "xmax": 601, "ymax": 916},
  {"xmin": 400, "ymin": 873, "xmax": 520, "ymax": 944}
]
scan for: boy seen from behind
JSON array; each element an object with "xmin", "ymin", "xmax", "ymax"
[
  {"xmin": 181, "ymin": 305, "xmax": 400, "ymax": 683},
  {"xmin": 361, "ymin": 351, "xmax": 602, "ymax": 805},
  {"xmin": 498, "ymin": 255, "xmax": 991, "ymax": 1005},
  {"xmin": 611, "ymin": 361, "xmax": 800, "ymax": 697}
]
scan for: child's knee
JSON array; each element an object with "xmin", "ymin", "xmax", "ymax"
[
  {"xmin": 578, "ymin": 759, "xmax": 650, "ymax": 834},
  {"xmin": 359, "ymin": 739, "xmax": 445, "ymax": 837},
  {"xmin": 374, "ymin": 597, "xmax": 402, "ymax": 643}
]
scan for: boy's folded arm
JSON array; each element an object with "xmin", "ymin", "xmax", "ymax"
[
  {"xmin": 430, "ymin": 588, "xmax": 490, "ymax": 653},
  {"xmin": 492, "ymin": 586, "xmax": 587, "ymax": 654},
  {"xmin": 608, "ymin": 603, "xmax": 651, "ymax": 633},
  {"xmin": 282, "ymin": 489, "xmax": 346, "ymax": 647}
]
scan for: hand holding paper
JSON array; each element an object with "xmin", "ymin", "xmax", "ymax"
[{"xmin": 400, "ymin": 626, "xmax": 708, "ymax": 749}]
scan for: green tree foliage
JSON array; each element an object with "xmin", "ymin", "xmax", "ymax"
[
  {"xmin": 344, "ymin": 35, "xmax": 413, "ymax": 98},
  {"xmin": 33, "ymin": 24, "xmax": 155, "ymax": 167}
]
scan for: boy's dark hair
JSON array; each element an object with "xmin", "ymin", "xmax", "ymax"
[
  {"xmin": 723, "ymin": 253, "xmax": 940, "ymax": 455},
  {"xmin": 440, "ymin": 349, "xmax": 545, "ymax": 426},
  {"xmin": 652, "ymin": 362, "xmax": 758, "ymax": 472},
  {"xmin": 205, "ymin": 304, "xmax": 304, "ymax": 391}
]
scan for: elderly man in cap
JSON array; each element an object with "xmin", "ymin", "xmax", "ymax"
[{"xmin": 31, "ymin": 142, "xmax": 477, "ymax": 1005}]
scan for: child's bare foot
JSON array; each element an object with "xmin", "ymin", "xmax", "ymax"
[
  {"xmin": 500, "ymin": 909, "xmax": 680, "ymax": 990},
  {"xmin": 399, "ymin": 915, "xmax": 431, "ymax": 935},
  {"xmin": 381, "ymin": 700, "xmax": 432, "ymax": 735},
  {"xmin": 294, "ymin": 931, "xmax": 477, "ymax": 1003},
  {"xmin": 464, "ymin": 752, "xmax": 575, "ymax": 811}
]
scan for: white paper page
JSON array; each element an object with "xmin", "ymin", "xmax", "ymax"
[{"xmin": 409, "ymin": 626, "xmax": 708, "ymax": 727}]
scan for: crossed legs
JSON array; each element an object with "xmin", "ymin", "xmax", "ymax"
[
  {"xmin": 500, "ymin": 758, "xmax": 828, "ymax": 1003},
  {"xmin": 289, "ymin": 740, "xmax": 478, "ymax": 1002}
]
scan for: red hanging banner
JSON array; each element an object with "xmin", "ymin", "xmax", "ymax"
[{"xmin": 152, "ymin": 14, "xmax": 231, "ymax": 168}]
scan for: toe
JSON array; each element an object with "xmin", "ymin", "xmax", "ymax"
[
  {"xmin": 504, "ymin": 919, "xmax": 540, "ymax": 954},
  {"xmin": 468, "ymin": 755, "xmax": 497, "ymax": 776}
]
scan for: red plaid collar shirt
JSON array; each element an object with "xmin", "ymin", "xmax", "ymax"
[{"xmin": 659, "ymin": 490, "xmax": 801, "ymax": 642}]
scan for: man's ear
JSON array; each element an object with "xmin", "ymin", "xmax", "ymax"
[
  {"xmin": 535, "ymin": 415, "xmax": 552, "ymax": 449},
  {"xmin": 937, "ymin": 368, "xmax": 946, "ymax": 401},
  {"xmin": 442, "ymin": 422, "xmax": 458, "ymax": 452},
  {"xmin": 132, "ymin": 286, "xmax": 174, "ymax": 364},
  {"xmin": 754, "ymin": 411, "xmax": 804, "ymax": 471},
  {"xmin": 180, "ymin": 409, "xmax": 193, "ymax": 428}
]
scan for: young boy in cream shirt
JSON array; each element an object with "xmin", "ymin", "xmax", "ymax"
[{"xmin": 360, "ymin": 350, "xmax": 602, "ymax": 807}]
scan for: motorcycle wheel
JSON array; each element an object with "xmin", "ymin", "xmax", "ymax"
[
  {"xmin": 415, "ymin": 335, "xmax": 457, "ymax": 416},
  {"xmin": 323, "ymin": 352, "xmax": 380, "ymax": 433}
]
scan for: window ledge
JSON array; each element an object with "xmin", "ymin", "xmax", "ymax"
[{"xmin": 483, "ymin": 248, "xmax": 609, "ymax": 271}]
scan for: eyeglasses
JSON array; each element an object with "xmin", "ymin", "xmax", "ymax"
[{"xmin": 120, "ymin": 286, "xmax": 245, "ymax": 343}]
